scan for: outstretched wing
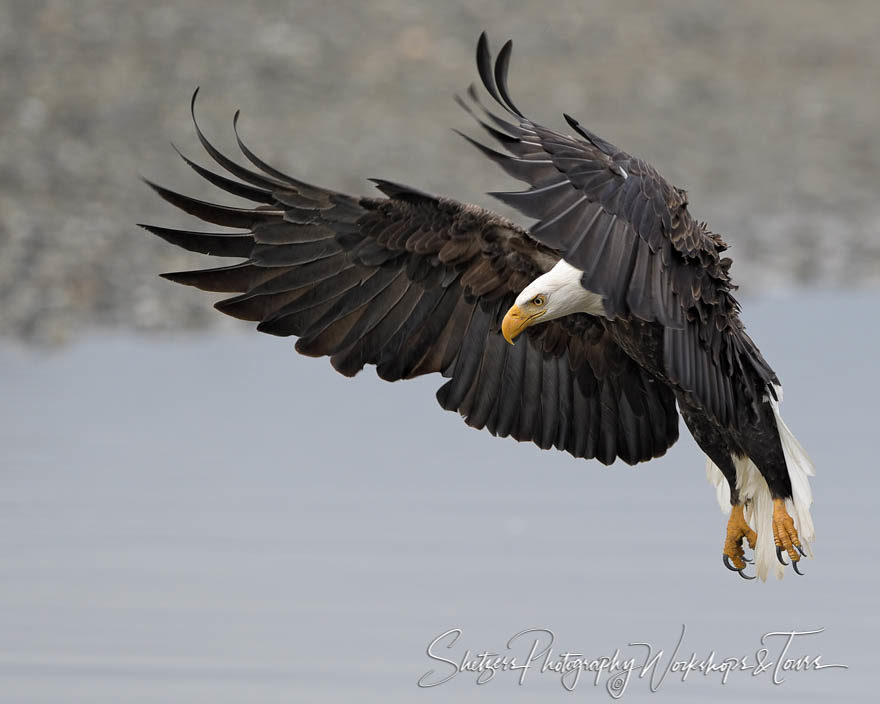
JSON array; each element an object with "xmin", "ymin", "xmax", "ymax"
[
  {"xmin": 461, "ymin": 33, "xmax": 778, "ymax": 428},
  {"xmin": 141, "ymin": 91, "xmax": 679, "ymax": 465}
]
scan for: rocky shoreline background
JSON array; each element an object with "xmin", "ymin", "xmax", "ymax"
[{"xmin": 2, "ymin": 0, "xmax": 878, "ymax": 344}]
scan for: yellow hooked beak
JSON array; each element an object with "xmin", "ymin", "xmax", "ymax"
[{"xmin": 501, "ymin": 304, "xmax": 545, "ymax": 345}]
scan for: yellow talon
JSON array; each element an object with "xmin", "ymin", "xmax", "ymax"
[
  {"xmin": 723, "ymin": 504, "xmax": 757, "ymax": 570},
  {"xmin": 772, "ymin": 498, "xmax": 802, "ymax": 563}
]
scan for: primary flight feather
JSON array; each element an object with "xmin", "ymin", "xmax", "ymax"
[{"xmin": 142, "ymin": 33, "xmax": 814, "ymax": 581}]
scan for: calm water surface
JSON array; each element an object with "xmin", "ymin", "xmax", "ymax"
[{"xmin": 0, "ymin": 292, "xmax": 875, "ymax": 702}]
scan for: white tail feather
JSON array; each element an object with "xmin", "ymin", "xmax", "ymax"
[
  {"xmin": 705, "ymin": 385, "xmax": 815, "ymax": 581},
  {"xmin": 705, "ymin": 458, "xmax": 731, "ymax": 510},
  {"xmin": 769, "ymin": 391, "xmax": 816, "ymax": 550}
]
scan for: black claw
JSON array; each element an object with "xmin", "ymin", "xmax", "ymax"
[
  {"xmin": 738, "ymin": 568, "xmax": 756, "ymax": 580},
  {"xmin": 796, "ymin": 544, "xmax": 806, "ymax": 557},
  {"xmin": 723, "ymin": 554, "xmax": 739, "ymax": 572},
  {"xmin": 793, "ymin": 561, "xmax": 805, "ymax": 576},
  {"xmin": 743, "ymin": 556, "xmax": 753, "ymax": 564},
  {"xmin": 775, "ymin": 546, "xmax": 788, "ymax": 566}
]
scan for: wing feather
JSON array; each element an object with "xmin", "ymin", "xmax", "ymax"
[
  {"xmin": 143, "ymin": 92, "xmax": 681, "ymax": 464},
  {"xmin": 460, "ymin": 34, "xmax": 778, "ymax": 425}
]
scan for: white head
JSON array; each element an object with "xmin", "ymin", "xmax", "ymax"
[{"xmin": 501, "ymin": 259, "xmax": 605, "ymax": 344}]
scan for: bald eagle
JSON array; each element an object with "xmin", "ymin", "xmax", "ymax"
[{"xmin": 142, "ymin": 33, "xmax": 814, "ymax": 581}]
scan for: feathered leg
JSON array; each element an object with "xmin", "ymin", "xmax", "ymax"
[
  {"xmin": 745, "ymin": 431, "xmax": 806, "ymax": 574},
  {"xmin": 680, "ymin": 399, "xmax": 757, "ymax": 579}
]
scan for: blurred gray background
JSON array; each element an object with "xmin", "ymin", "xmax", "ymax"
[
  {"xmin": 1, "ymin": 1, "xmax": 878, "ymax": 702},
  {"xmin": 1, "ymin": 0, "xmax": 879, "ymax": 343}
]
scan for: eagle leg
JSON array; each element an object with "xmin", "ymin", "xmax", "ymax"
[
  {"xmin": 772, "ymin": 498, "xmax": 805, "ymax": 574},
  {"xmin": 722, "ymin": 504, "xmax": 758, "ymax": 575}
]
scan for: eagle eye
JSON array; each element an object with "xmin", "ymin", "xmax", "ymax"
[{"xmin": 532, "ymin": 295, "xmax": 545, "ymax": 307}]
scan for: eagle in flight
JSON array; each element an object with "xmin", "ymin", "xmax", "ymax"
[{"xmin": 143, "ymin": 33, "xmax": 815, "ymax": 581}]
